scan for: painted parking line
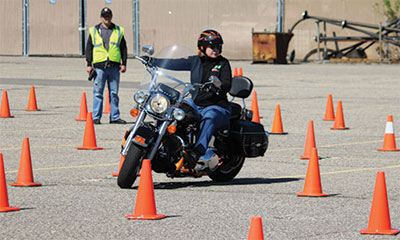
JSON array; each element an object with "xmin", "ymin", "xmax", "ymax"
[
  {"xmin": 268, "ymin": 139, "xmax": 385, "ymax": 152},
  {"xmin": 0, "ymin": 127, "xmax": 79, "ymax": 133},
  {"xmin": 5, "ymin": 160, "xmax": 400, "ymax": 178},
  {"xmin": 0, "ymin": 140, "xmax": 122, "ymax": 151},
  {"xmin": 1, "ymin": 129, "xmax": 397, "ymax": 176},
  {"xmin": 4, "ymin": 139, "xmax": 379, "ymax": 154},
  {"xmin": 5, "ymin": 162, "xmax": 118, "ymax": 174},
  {"xmin": 273, "ymin": 164, "xmax": 400, "ymax": 179}
]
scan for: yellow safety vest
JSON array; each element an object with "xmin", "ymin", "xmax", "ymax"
[{"xmin": 89, "ymin": 25, "xmax": 124, "ymax": 63}]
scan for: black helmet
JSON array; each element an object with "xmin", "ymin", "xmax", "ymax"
[{"xmin": 197, "ymin": 30, "xmax": 223, "ymax": 53}]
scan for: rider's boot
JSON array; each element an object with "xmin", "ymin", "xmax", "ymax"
[{"xmin": 183, "ymin": 149, "xmax": 201, "ymax": 169}]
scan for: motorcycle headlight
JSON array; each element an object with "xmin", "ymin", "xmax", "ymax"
[
  {"xmin": 172, "ymin": 108, "xmax": 185, "ymax": 121},
  {"xmin": 149, "ymin": 94, "xmax": 169, "ymax": 114},
  {"xmin": 134, "ymin": 91, "xmax": 146, "ymax": 104}
]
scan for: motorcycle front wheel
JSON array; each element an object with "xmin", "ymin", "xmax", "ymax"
[
  {"xmin": 208, "ymin": 155, "xmax": 245, "ymax": 182},
  {"xmin": 117, "ymin": 144, "xmax": 144, "ymax": 189}
]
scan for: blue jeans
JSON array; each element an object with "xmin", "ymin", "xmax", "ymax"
[
  {"xmin": 92, "ymin": 66, "xmax": 121, "ymax": 121},
  {"xmin": 186, "ymin": 99, "xmax": 231, "ymax": 155}
]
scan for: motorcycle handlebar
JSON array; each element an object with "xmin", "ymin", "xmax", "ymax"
[{"xmin": 135, "ymin": 55, "xmax": 150, "ymax": 65}]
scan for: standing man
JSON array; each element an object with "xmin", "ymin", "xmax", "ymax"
[{"xmin": 86, "ymin": 7, "xmax": 127, "ymax": 124}]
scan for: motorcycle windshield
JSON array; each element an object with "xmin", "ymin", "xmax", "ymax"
[{"xmin": 139, "ymin": 45, "xmax": 198, "ymax": 101}]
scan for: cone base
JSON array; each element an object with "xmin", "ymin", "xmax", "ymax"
[
  {"xmin": 111, "ymin": 172, "xmax": 118, "ymax": 177},
  {"xmin": 125, "ymin": 213, "xmax": 166, "ymax": 220},
  {"xmin": 296, "ymin": 192, "xmax": 328, "ymax": 197},
  {"xmin": 0, "ymin": 206, "xmax": 20, "ymax": 212},
  {"xmin": 74, "ymin": 118, "xmax": 86, "ymax": 121},
  {"xmin": 25, "ymin": 109, "xmax": 40, "ymax": 111},
  {"xmin": 300, "ymin": 156, "xmax": 322, "ymax": 160},
  {"xmin": 9, "ymin": 182, "xmax": 42, "ymax": 187},
  {"xmin": 323, "ymin": 118, "xmax": 335, "ymax": 121},
  {"xmin": 0, "ymin": 115, "xmax": 14, "ymax": 118},
  {"xmin": 360, "ymin": 228, "xmax": 400, "ymax": 235},
  {"xmin": 330, "ymin": 127, "xmax": 349, "ymax": 130},
  {"xmin": 76, "ymin": 146, "xmax": 103, "ymax": 150},
  {"xmin": 269, "ymin": 132, "xmax": 288, "ymax": 135},
  {"xmin": 377, "ymin": 148, "xmax": 400, "ymax": 151}
]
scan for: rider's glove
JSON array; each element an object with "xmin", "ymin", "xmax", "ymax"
[
  {"xmin": 208, "ymin": 75, "xmax": 221, "ymax": 95},
  {"xmin": 140, "ymin": 56, "xmax": 152, "ymax": 65},
  {"xmin": 209, "ymin": 83, "xmax": 221, "ymax": 95}
]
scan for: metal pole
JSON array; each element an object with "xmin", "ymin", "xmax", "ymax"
[
  {"xmin": 323, "ymin": 21, "xmax": 327, "ymax": 59},
  {"xmin": 133, "ymin": 0, "xmax": 140, "ymax": 56},
  {"xmin": 79, "ymin": 0, "xmax": 87, "ymax": 55},
  {"xmin": 22, "ymin": 0, "xmax": 29, "ymax": 56},
  {"xmin": 282, "ymin": 0, "xmax": 285, "ymax": 32},
  {"xmin": 316, "ymin": 22, "xmax": 320, "ymax": 61},
  {"xmin": 276, "ymin": 0, "xmax": 284, "ymax": 32},
  {"xmin": 379, "ymin": 22, "xmax": 382, "ymax": 63}
]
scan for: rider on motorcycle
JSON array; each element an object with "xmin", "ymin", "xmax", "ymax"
[{"xmin": 145, "ymin": 30, "xmax": 233, "ymax": 169}]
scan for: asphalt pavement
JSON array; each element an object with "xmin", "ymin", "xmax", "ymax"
[{"xmin": 0, "ymin": 56, "xmax": 400, "ymax": 239}]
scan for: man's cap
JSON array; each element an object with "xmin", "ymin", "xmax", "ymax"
[{"xmin": 101, "ymin": 7, "xmax": 113, "ymax": 17}]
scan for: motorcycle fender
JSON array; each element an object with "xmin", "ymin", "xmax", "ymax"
[{"xmin": 131, "ymin": 125, "xmax": 155, "ymax": 147}]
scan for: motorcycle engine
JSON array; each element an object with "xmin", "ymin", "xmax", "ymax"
[{"xmin": 152, "ymin": 134, "xmax": 183, "ymax": 173}]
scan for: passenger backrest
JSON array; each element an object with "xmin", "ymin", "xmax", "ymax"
[{"xmin": 229, "ymin": 76, "xmax": 253, "ymax": 99}]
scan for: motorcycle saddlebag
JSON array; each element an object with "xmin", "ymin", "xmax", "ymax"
[{"xmin": 230, "ymin": 119, "xmax": 268, "ymax": 157}]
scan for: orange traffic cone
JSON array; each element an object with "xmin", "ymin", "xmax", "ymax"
[
  {"xmin": 360, "ymin": 172, "xmax": 400, "ymax": 235},
  {"xmin": 25, "ymin": 86, "xmax": 40, "ymax": 111},
  {"xmin": 322, "ymin": 94, "xmax": 335, "ymax": 121},
  {"xmin": 103, "ymin": 89, "xmax": 111, "ymax": 114},
  {"xmin": 238, "ymin": 67, "xmax": 243, "ymax": 76},
  {"xmin": 251, "ymin": 91, "xmax": 260, "ymax": 123},
  {"xmin": 248, "ymin": 216, "xmax": 264, "ymax": 240},
  {"xmin": 75, "ymin": 92, "xmax": 88, "ymax": 121},
  {"xmin": 0, "ymin": 153, "xmax": 20, "ymax": 212},
  {"xmin": 0, "ymin": 91, "xmax": 14, "ymax": 118},
  {"xmin": 330, "ymin": 100, "xmax": 349, "ymax": 130},
  {"xmin": 76, "ymin": 112, "xmax": 103, "ymax": 150},
  {"xmin": 125, "ymin": 159, "xmax": 166, "ymax": 220},
  {"xmin": 297, "ymin": 148, "xmax": 328, "ymax": 197},
  {"xmin": 300, "ymin": 120, "xmax": 320, "ymax": 159},
  {"xmin": 9, "ymin": 138, "xmax": 42, "ymax": 187},
  {"xmin": 111, "ymin": 155, "xmax": 125, "ymax": 177},
  {"xmin": 233, "ymin": 67, "xmax": 238, "ymax": 77},
  {"xmin": 377, "ymin": 115, "xmax": 400, "ymax": 151},
  {"xmin": 270, "ymin": 104, "xmax": 287, "ymax": 135}
]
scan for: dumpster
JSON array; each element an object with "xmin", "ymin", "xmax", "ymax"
[{"xmin": 252, "ymin": 32, "xmax": 293, "ymax": 64}]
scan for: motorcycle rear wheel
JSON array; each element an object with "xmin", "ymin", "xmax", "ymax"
[
  {"xmin": 117, "ymin": 144, "xmax": 144, "ymax": 189},
  {"xmin": 208, "ymin": 155, "xmax": 245, "ymax": 182}
]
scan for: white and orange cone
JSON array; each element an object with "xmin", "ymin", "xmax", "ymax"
[{"xmin": 377, "ymin": 115, "xmax": 400, "ymax": 151}]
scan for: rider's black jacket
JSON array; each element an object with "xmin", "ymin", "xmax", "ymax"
[{"xmin": 151, "ymin": 55, "xmax": 232, "ymax": 108}]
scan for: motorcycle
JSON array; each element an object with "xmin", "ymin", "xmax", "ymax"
[{"xmin": 118, "ymin": 45, "xmax": 268, "ymax": 189}]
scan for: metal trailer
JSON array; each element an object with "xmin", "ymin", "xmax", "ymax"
[{"xmin": 289, "ymin": 11, "xmax": 400, "ymax": 62}]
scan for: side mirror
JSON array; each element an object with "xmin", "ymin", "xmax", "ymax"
[
  {"xmin": 208, "ymin": 75, "xmax": 222, "ymax": 88},
  {"xmin": 142, "ymin": 45, "xmax": 154, "ymax": 56}
]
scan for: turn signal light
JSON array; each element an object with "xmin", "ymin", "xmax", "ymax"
[
  {"xmin": 134, "ymin": 135, "xmax": 146, "ymax": 144},
  {"xmin": 130, "ymin": 108, "xmax": 139, "ymax": 117},
  {"xmin": 168, "ymin": 125, "xmax": 177, "ymax": 134}
]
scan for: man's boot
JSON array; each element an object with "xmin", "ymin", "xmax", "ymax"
[{"xmin": 183, "ymin": 149, "xmax": 201, "ymax": 169}]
